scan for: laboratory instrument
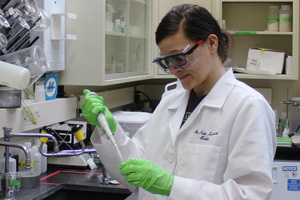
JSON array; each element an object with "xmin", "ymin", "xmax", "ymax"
[
  {"xmin": 45, "ymin": 121, "xmax": 96, "ymax": 167},
  {"xmin": 84, "ymin": 91, "xmax": 124, "ymax": 162}
]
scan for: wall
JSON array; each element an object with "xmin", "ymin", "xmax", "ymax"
[{"xmin": 243, "ymin": 79, "xmax": 300, "ymax": 132}]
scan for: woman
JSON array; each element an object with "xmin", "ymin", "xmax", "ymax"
[{"xmin": 82, "ymin": 4, "xmax": 276, "ymax": 200}]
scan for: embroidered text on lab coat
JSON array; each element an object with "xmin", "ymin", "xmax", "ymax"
[{"xmin": 194, "ymin": 130, "xmax": 219, "ymax": 141}]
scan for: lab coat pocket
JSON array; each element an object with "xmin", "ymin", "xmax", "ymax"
[{"xmin": 177, "ymin": 144, "xmax": 221, "ymax": 182}]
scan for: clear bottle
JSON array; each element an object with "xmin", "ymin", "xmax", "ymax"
[
  {"xmin": 279, "ymin": 5, "xmax": 292, "ymax": 32},
  {"xmin": 279, "ymin": 112, "xmax": 287, "ymax": 136},
  {"xmin": 114, "ymin": 19, "xmax": 122, "ymax": 33},
  {"xmin": 82, "ymin": 153, "xmax": 97, "ymax": 169},
  {"xmin": 0, "ymin": 152, "xmax": 16, "ymax": 173},
  {"xmin": 282, "ymin": 119, "xmax": 290, "ymax": 138},
  {"xmin": 31, "ymin": 145, "xmax": 41, "ymax": 175},
  {"xmin": 35, "ymin": 84, "xmax": 45, "ymax": 102},
  {"xmin": 33, "ymin": 138, "xmax": 47, "ymax": 173},
  {"xmin": 267, "ymin": 6, "xmax": 279, "ymax": 32},
  {"xmin": 41, "ymin": 142, "xmax": 47, "ymax": 173}
]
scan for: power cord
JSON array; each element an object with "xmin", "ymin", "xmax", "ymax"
[{"xmin": 134, "ymin": 89, "xmax": 154, "ymax": 112}]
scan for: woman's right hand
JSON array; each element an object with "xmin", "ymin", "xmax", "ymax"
[{"xmin": 82, "ymin": 89, "xmax": 117, "ymax": 133}]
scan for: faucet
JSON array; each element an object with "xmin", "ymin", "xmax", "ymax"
[
  {"xmin": 1, "ymin": 127, "xmax": 32, "ymax": 171},
  {"xmin": 0, "ymin": 140, "xmax": 31, "ymax": 171},
  {"xmin": 2, "ymin": 126, "xmax": 60, "ymax": 157},
  {"xmin": 3, "ymin": 125, "xmax": 93, "ymax": 158}
]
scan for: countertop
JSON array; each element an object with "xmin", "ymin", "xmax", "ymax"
[
  {"xmin": 15, "ymin": 164, "xmax": 131, "ymax": 200},
  {"xmin": 4, "ymin": 147, "xmax": 299, "ymax": 199}
]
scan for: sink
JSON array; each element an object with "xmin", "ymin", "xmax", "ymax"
[
  {"xmin": 42, "ymin": 184, "xmax": 131, "ymax": 200},
  {"xmin": 43, "ymin": 188, "xmax": 130, "ymax": 200}
]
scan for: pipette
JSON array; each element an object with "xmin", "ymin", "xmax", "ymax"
[
  {"xmin": 84, "ymin": 91, "xmax": 123, "ymax": 162},
  {"xmin": 97, "ymin": 112, "xmax": 118, "ymax": 149}
]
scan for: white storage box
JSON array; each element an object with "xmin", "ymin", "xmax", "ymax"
[
  {"xmin": 113, "ymin": 111, "xmax": 152, "ymax": 138},
  {"xmin": 246, "ymin": 48, "xmax": 285, "ymax": 74}
]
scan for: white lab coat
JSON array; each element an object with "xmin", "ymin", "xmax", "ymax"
[{"xmin": 91, "ymin": 68, "xmax": 277, "ymax": 200}]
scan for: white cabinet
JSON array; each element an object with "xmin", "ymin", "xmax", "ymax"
[
  {"xmin": 222, "ymin": 0, "xmax": 299, "ymax": 80},
  {"xmin": 152, "ymin": 0, "xmax": 219, "ymax": 78},
  {"xmin": 59, "ymin": 0, "xmax": 153, "ymax": 86},
  {"xmin": 59, "ymin": 0, "xmax": 299, "ymax": 83}
]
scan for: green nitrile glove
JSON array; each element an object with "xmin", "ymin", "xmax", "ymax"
[
  {"xmin": 119, "ymin": 158, "xmax": 174, "ymax": 196},
  {"xmin": 82, "ymin": 89, "xmax": 117, "ymax": 134}
]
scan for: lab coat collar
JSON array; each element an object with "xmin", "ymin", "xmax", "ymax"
[
  {"xmin": 167, "ymin": 68, "xmax": 236, "ymax": 111},
  {"xmin": 203, "ymin": 68, "xmax": 236, "ymax": 108},
  {"xmin": 167, "ymin": 87, "xmax": 189, "ymax": 110}
]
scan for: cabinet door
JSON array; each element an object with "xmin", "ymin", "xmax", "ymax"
[
  {"xmin": 105, "ymin": 0, "xmax": 151, "ymax": 83},
  {"xmin": 61, "ymin": 0, "xmax": 152, "ymax": 86}
]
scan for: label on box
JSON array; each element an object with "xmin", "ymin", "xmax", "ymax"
[
  {"xmin": 246, "ymin": 48, "xmax": 285, "ymax": 74},
  {"xmin": 247, "ymin": 58, "xmax": 259, "ymax": 70}
]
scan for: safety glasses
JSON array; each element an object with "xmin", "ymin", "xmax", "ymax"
[{"xmin": 153, "ymin": 39, "xmax": 204, "ymax": 72}]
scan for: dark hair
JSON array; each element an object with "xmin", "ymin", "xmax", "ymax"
[{"xmin": 155, "ymin": 4, "xmax": 229, "ymax": 63}]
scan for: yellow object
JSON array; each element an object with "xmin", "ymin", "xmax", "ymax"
[
  {"xmin": 18, "ymin": 162, "xmax": 35, "ymax": 167},
  {"xmin": 260, "ymin": 48, "xmax": 265, "ymax": 54},
  {"xmin": 73, "ymin": 129, "xmax": 84, "ymax": 142},
  {"xmin": 40, "ymin": 129, "xmax": 49, "ymax": 143}
]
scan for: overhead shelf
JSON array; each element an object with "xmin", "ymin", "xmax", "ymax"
[
  {"xmin": 0, "ymin": 97, "xmax": 78, "ymax": 136},
  {"xmin": 223, "ymin": 0, "xmax": 293, "ymax": 2},
  {"xmin": 234, "ymin": 73, "xmax": 298, "ymax": 80},
  {"xmin": 228, "ymin": 31, "xmax": 293, "ymax": 35}
]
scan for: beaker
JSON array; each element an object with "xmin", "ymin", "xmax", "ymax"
[
  {"xmin": 30, "ymin": 8, "xmax": 51, "ymax": 32},
  {"xmin": 0, "ymin": 172, "xmax": 21, "ymax": 199}
]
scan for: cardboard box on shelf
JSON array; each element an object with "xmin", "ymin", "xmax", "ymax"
[{"xmin": 246, "ymin": 48, "xmax": 285, "ymax": 74}]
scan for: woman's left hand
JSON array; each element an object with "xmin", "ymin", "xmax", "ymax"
[{"xmin": 119, "ymin": 158, "xmax": 174, "ymax": 196}]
